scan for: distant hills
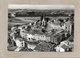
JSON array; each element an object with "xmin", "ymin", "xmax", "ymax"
[{"xmin": 8, "ymin": 9, "xmax": 74, "ymax": 17}]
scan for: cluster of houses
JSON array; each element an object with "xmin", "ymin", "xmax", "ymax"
[{"xmin": 8, "ymin": 14, "xmax": 73, "ymax": 52}]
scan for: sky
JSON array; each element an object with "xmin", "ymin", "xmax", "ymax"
[{"xmin": 8, "ymin": 4, "xmax": 74, "ymax": 10}]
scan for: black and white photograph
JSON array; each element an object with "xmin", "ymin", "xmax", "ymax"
[{"xmin": 8, "ymin": 5, "xmax": 74, "ymax": 52}]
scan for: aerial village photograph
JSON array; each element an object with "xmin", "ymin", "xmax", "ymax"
[{"xmin": 8, "ymin": 5, "xmax": 74, "ymax": 52}]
